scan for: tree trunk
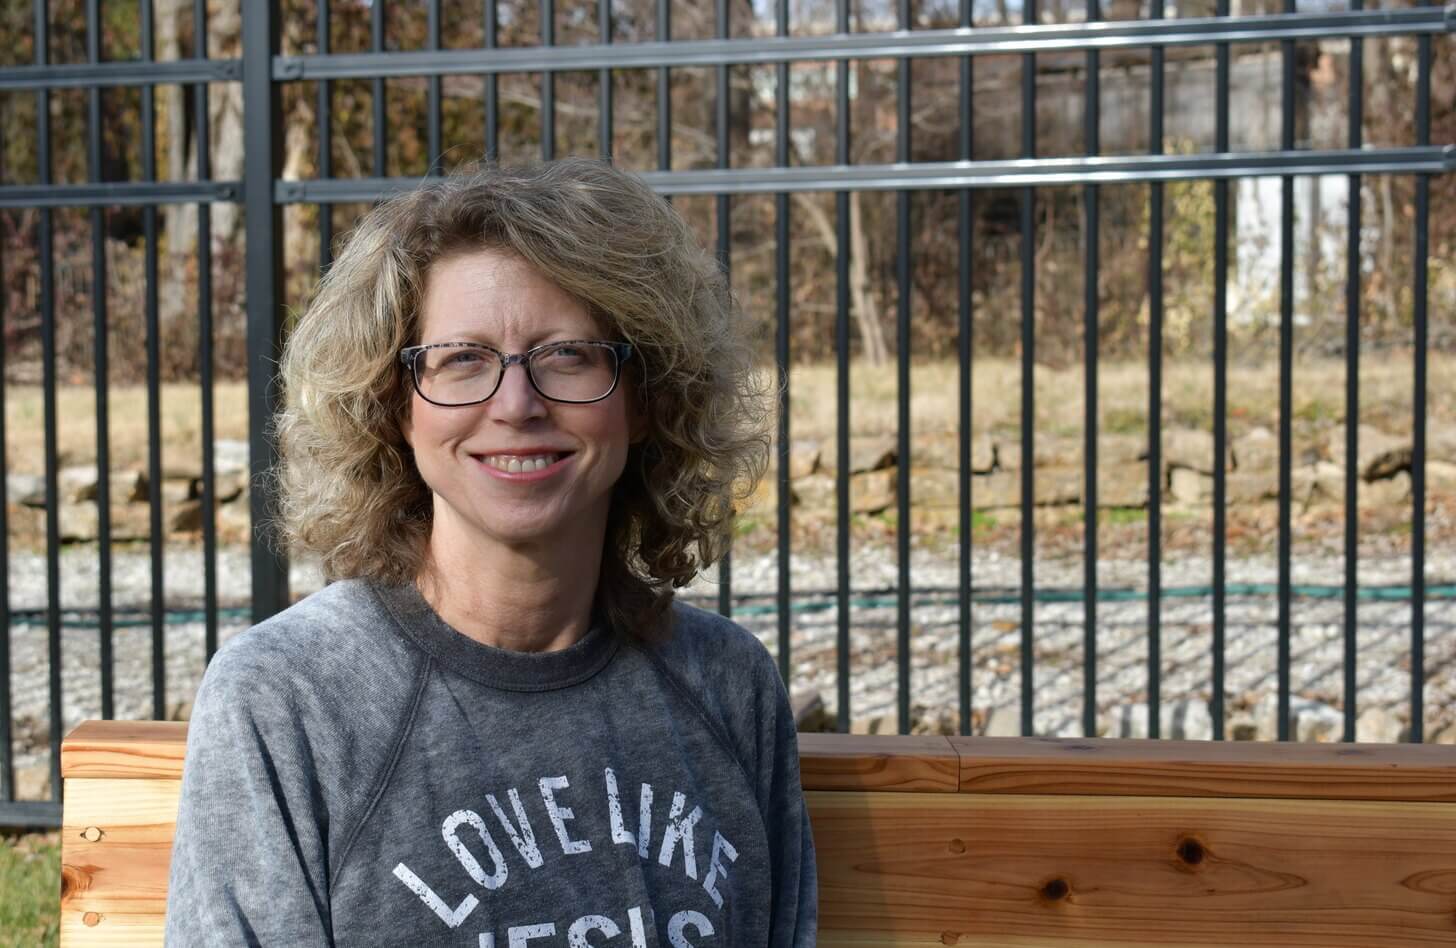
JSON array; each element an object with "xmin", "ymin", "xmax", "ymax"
[{"xmin": 157, "ymin": 0, "xmax": 192, "ymax": 332}]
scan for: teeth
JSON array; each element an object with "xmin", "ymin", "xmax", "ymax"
[{"xmin": 482, "ymin": 453, "xmax": 559, "ymax": 473}]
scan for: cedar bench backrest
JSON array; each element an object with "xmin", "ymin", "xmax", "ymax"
[{"xmin": 60, "ymin": 721, "xmax": 1456, "ymax": 946}]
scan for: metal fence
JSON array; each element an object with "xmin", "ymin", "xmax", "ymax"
[{"xmin": 0, "ymin": 0, "xmax": 1452, "ymax": 828}]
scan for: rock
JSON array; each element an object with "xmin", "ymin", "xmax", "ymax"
[
  {"xmin": 969, "ymin": 471, "xmax": 1020, "ymax": 509},
  {"xmin": 851, "ymin": 469, "xmax": 897, "ymax": 515},
  {"xmin": 58, "ymin": 503, "xmax": 99, "ymax": 542},
  {"xmin": 910, "ymin": 431, "xmax": 994, "ymax": 473},
  {"xmin": 219, "ymin": 492, "xmax": 254, "ymax": 541},
  {"xmin": 817, "ymin": 436, "xmax": 898, "ymax": 478},
  {"xmin": 167, "ymin": 699, "xmax": 194, "ymax": 722},
  {"xmin": 910, "ymin": 704, "xmax": 958, "ymax": 737},
  {"xmin": 994, "ymin": 435, "xmax": 1079, "ymax": 472},
  {"xmin": 214, "ymin": 439, "xmax": 251, "ymax": 476},
  {"xmin": 58, "ymin": 466, "xmax": 148, "ymax": 504},
  {"xmin": 1164, "ymin": 427, "xmax": 1232, "ymax": 474},
  {"xmin": 967, "ymin": 468, "xmax": 1081, "ymax": 510},
  {"xmin": 1100, "ymin": 434, "xmax": 1147, "ymax": 466},
  {"xmin": 1326, "ymin": 425, "xmax": 1412, "ymax": 482},
  {"xmin": 1429, "ymin": 721, "xmax": 1456, "ymax": 745},
  {"xmin": 162, "ymin": 479, "xmax": 196, "ymax": 504},
  {"xmin": 1225, "ymin": 472, "xmax": 1277, "ymax": 505},
  {"xmin": 215, "ymin": 470, "xmax": 250, "ymax": 504},
  {"xmin": 1364, "ymin": 472, "xmax": 1411, "ymax": 508},
  {"xmin": 1098, "ymin": 462, "xmax": 1149, "ymax": 508},
  {"xmin": 1251, "ymin": 695, "xmax": 1344, "ymax": 742},
  {"xmin": 1427, "ymin": 461, "xmax": 1456, "ymax": 491},
  {"xmin": 1430, "ymin": 423, "xmax": 1456, "ymax": 464},
  {"xmin": 1355, "ymin": 705, "xmax": 1404, "ymax": 744},
  {"xmin": 15, "ymin": 764, "xmax": 50, "ymax": 801},
  {"xmin": 1112, "ymin": 701, "xmax": 1212, "ymax": 740},
  {"xmin": 849, "ymin": 714, "xmax": 889, "ymax": 736},
  {"xmin": 1233, "ymin": 427, "xmax": 1278, "ymax": 471},
  {"xmin": 12, "ymin": 714, "xmax": 49, "ymax": 753},
  {"xmin": 1034, "ymin": 467, "xmax": 1082, "ymax": 506},
  {"xmin": 792, "ymin": 691, "xmax": 830, "ymax": 732},
  {"xmin": 1167, "ymin": 699, "xmax": 1215, "ymax": 740},
  {"xmin": 169, "ymin": 499, "xmax": 205, "ymax": 534},
  {"xmin": 981, "ymin": 704, "xmax": 1023, "ymax": 737},
  {"xmin": 1170, "ymin": 467, "xmax": 1211, "ymax": 504},
  {"xmin": 789, "ymin": 473, "xmax": 835, "ymax": 510},
  {"xmin": 909, "ymin": 468, "xmax": 961, "ymax": 508},
  {"xmin": 787, "ymin": 440, "xmax": 819, "ymax": 480},
  {"xmin": 6, "ymin": 473, "xmax": 46, "ymax": 507},
  {"xmin": 1292, "ymin": 698, "xmax": 1344, "ymax": 742}
]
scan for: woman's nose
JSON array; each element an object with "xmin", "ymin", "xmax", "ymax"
[{"xmin": 488, "ymin": 362, "xmax": 548, "ymax": 422}]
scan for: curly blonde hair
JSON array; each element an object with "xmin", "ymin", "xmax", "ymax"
[{"xmin": 273, "ymin": 159, "xmax": 770, "ymax": 639}]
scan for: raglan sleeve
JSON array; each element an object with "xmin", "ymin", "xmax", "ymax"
[
  {"xmin": 753, "ymin": 649, "xmax": 818, "ymax": 947},
  {"xmin": 164, "ymin": 635, "xmax": 334, "ymax": 946}
]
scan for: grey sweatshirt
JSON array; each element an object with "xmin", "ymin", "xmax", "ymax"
[{"xmin": 164, "ymin": 579, "xmax": 816, "ymax": 946}]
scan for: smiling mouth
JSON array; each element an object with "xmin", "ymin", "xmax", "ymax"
[{"xmin": 478, "ymin": 453, "xmax": 567, "ymax": 473}]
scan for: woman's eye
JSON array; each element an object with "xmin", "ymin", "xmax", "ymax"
[{"xmin": 442, "ymin": 349, "xmax": 485, "ymax": 367}]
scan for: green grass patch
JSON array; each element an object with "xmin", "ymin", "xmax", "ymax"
[
  {"xmin": 0, "ymin": 831, "xmax": 60, "ymax": 948},
  {"xmin": 1100, "ymin": 507, "xmax": 1149, "ymax": 526}
]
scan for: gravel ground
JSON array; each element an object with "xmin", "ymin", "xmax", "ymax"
[{"xmin": 5, "ymin": 541, "xmax": 1454, "ymax": 791}]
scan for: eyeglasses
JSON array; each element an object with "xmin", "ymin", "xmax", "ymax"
[{"xmin": 399, "ymin": 339, "xmax": 634, "ymax": 407}]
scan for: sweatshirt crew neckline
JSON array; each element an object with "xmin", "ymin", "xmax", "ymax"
[{"xmin": 370, "ymin": 580, "xmax": 619, "ymax": 692}]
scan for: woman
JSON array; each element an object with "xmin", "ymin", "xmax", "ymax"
[{"xmin": 165, "ymin": 159, "xmax": 817, "ymax": 946}]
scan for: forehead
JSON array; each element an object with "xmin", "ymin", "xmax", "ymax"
[{"xmin": 416, "ymin": 247, "xmax": 601, "ymax": 344}]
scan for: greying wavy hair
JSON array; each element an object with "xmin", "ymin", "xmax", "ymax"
[{"xmin": 272, "ymin": 159, "xmax": 770, "ymax": 638}]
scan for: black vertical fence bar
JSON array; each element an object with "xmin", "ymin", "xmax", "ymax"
[
  {"xmin": 894, "ymin": 0, "xmax": 912, "ymax": 736},
  {"xmin": 834, "ymin": 0, "xmax": 851, "ymax": 733},
  {"xmin": 243, "ymin": 0, "xmax": 289, "ymax": 622},
  {"xmin": 484, "ymin": 0, "xmax": 498, "ymax": 159},
  {"xmin": 196, "ymin": 0, "xmax": 218, "ymax": 657},
  {"xmin": 1211, "ymin": 0, "xmax": 1230, "ymax": 741},
  {"xmin": 0, "ymin": 207, "xmax": 10, "ymax": 804},
  {"xmin": 656, "ymin": 0, "xmax": 670, "ymax": 172},
  {"xmin": 86, "ymin": 0, "xmax": 119, "ymax": 723},
  {"xmin": 598, "ymin": 0, "xmax": 612, "ymax": 159},
  {"xmin": 372, "ymin": 0, "xmax": 386, "ymax": 176},
  {"xmin": 142, "ymin": 0, "xmax": 164, "ymax": 723},
  {"xmin": 318, "ymin": 0, "xmax": 333, "ymax": 271},
  {"xmin": 1343, "ymin": 0, "xmax": 1362, "ymax": 743},
  {"xmin": 1146, "ymin": 0, "xmax": 1165, "ymax": 739},
  {"xmin": 35, "ymin": 0, "xmax": 64, "ymax": 802},
  {"xmin": 1410, "ymin": 18, "xmax": 1431, "ymax": 743},
  {"xmin": 541, "ymin": 0, "xmax": 554, "ymax": 161},
  {"xmin": 1082, "ymin": 0, "xmax": 1100, "ymax": 740},
  {"xmin": 1276, "ymin": 0, "xmax": 1295, "ymax": 741},
  {"xmin": 427, "ymin": 0, "xmax": 441, "ymax": 173},
  {"xmin": 1019, "ymin": 0, "xmax": 1037, "ymax": 737},
  {"xmin": 774, "ymin": 0, "xmax": 790, "ymax": 684},
  {"xmin": 957, "ymin": 0, "xmax": 973, "ymax": 736},
  {"xmin": 714, "ymin": 0, "xmax": 731, "ymax": 619}
]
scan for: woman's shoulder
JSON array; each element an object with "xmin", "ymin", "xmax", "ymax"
[
  {"xmin": 199, "ymin": 577, "xmax": 423, "ymax": 717},
  {"xmin": 653, "ymin": 598, "xmax": 778, "ymax": 682}
]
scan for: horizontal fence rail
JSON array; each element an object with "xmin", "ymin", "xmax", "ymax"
[
  {"xmin": 272, "ymin": 8, "xmax": 1455, "ymax": 79},
  {"xmin": 0, "ymin": 0, "xmax": 1451, "ymax": 830}
]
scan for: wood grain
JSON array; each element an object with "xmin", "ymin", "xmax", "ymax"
[
  {"xmin": 952, "ymin": 735, "xmax": 1456, "ymax": 801},
  {"xmin": 800, "ymin": 734, "xmax": 961, "ymax": 792},
  {"xmin": 808, "ymin": 790, "xmax": 1456, "ymax": 947},
  {"xmin": 61, "ymin": 721, "xmax": 187, "ymax": 780},
  {"xmin": 60, "ymin": 777, "xmax": 180, "ymax": 947}
]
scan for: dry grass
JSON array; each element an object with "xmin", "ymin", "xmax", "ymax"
[
  {"xmin": 783, "ymin": 351, "xmax": 1454, "ymax": 445},
  {"xmin": 4, "ymin": 382, "xmax": 250, "ymax": 476},
  {"xmin": 5, "ymin": 354, "xmax": 1449, "ymax": 475}
]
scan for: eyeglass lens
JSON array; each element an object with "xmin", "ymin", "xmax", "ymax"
[{"xmin": 415, "ymin": 342, "xmax": 620, "ymax": 405}]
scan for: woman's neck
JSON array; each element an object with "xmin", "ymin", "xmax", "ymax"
[{"xmin": 416, "ymin": 524, "xmax": 604, "ymax": 653}]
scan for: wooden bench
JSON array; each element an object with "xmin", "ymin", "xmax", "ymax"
[{"xmin": 60, "ymin": 721, "xmax": 1456, "ymax": 946}]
